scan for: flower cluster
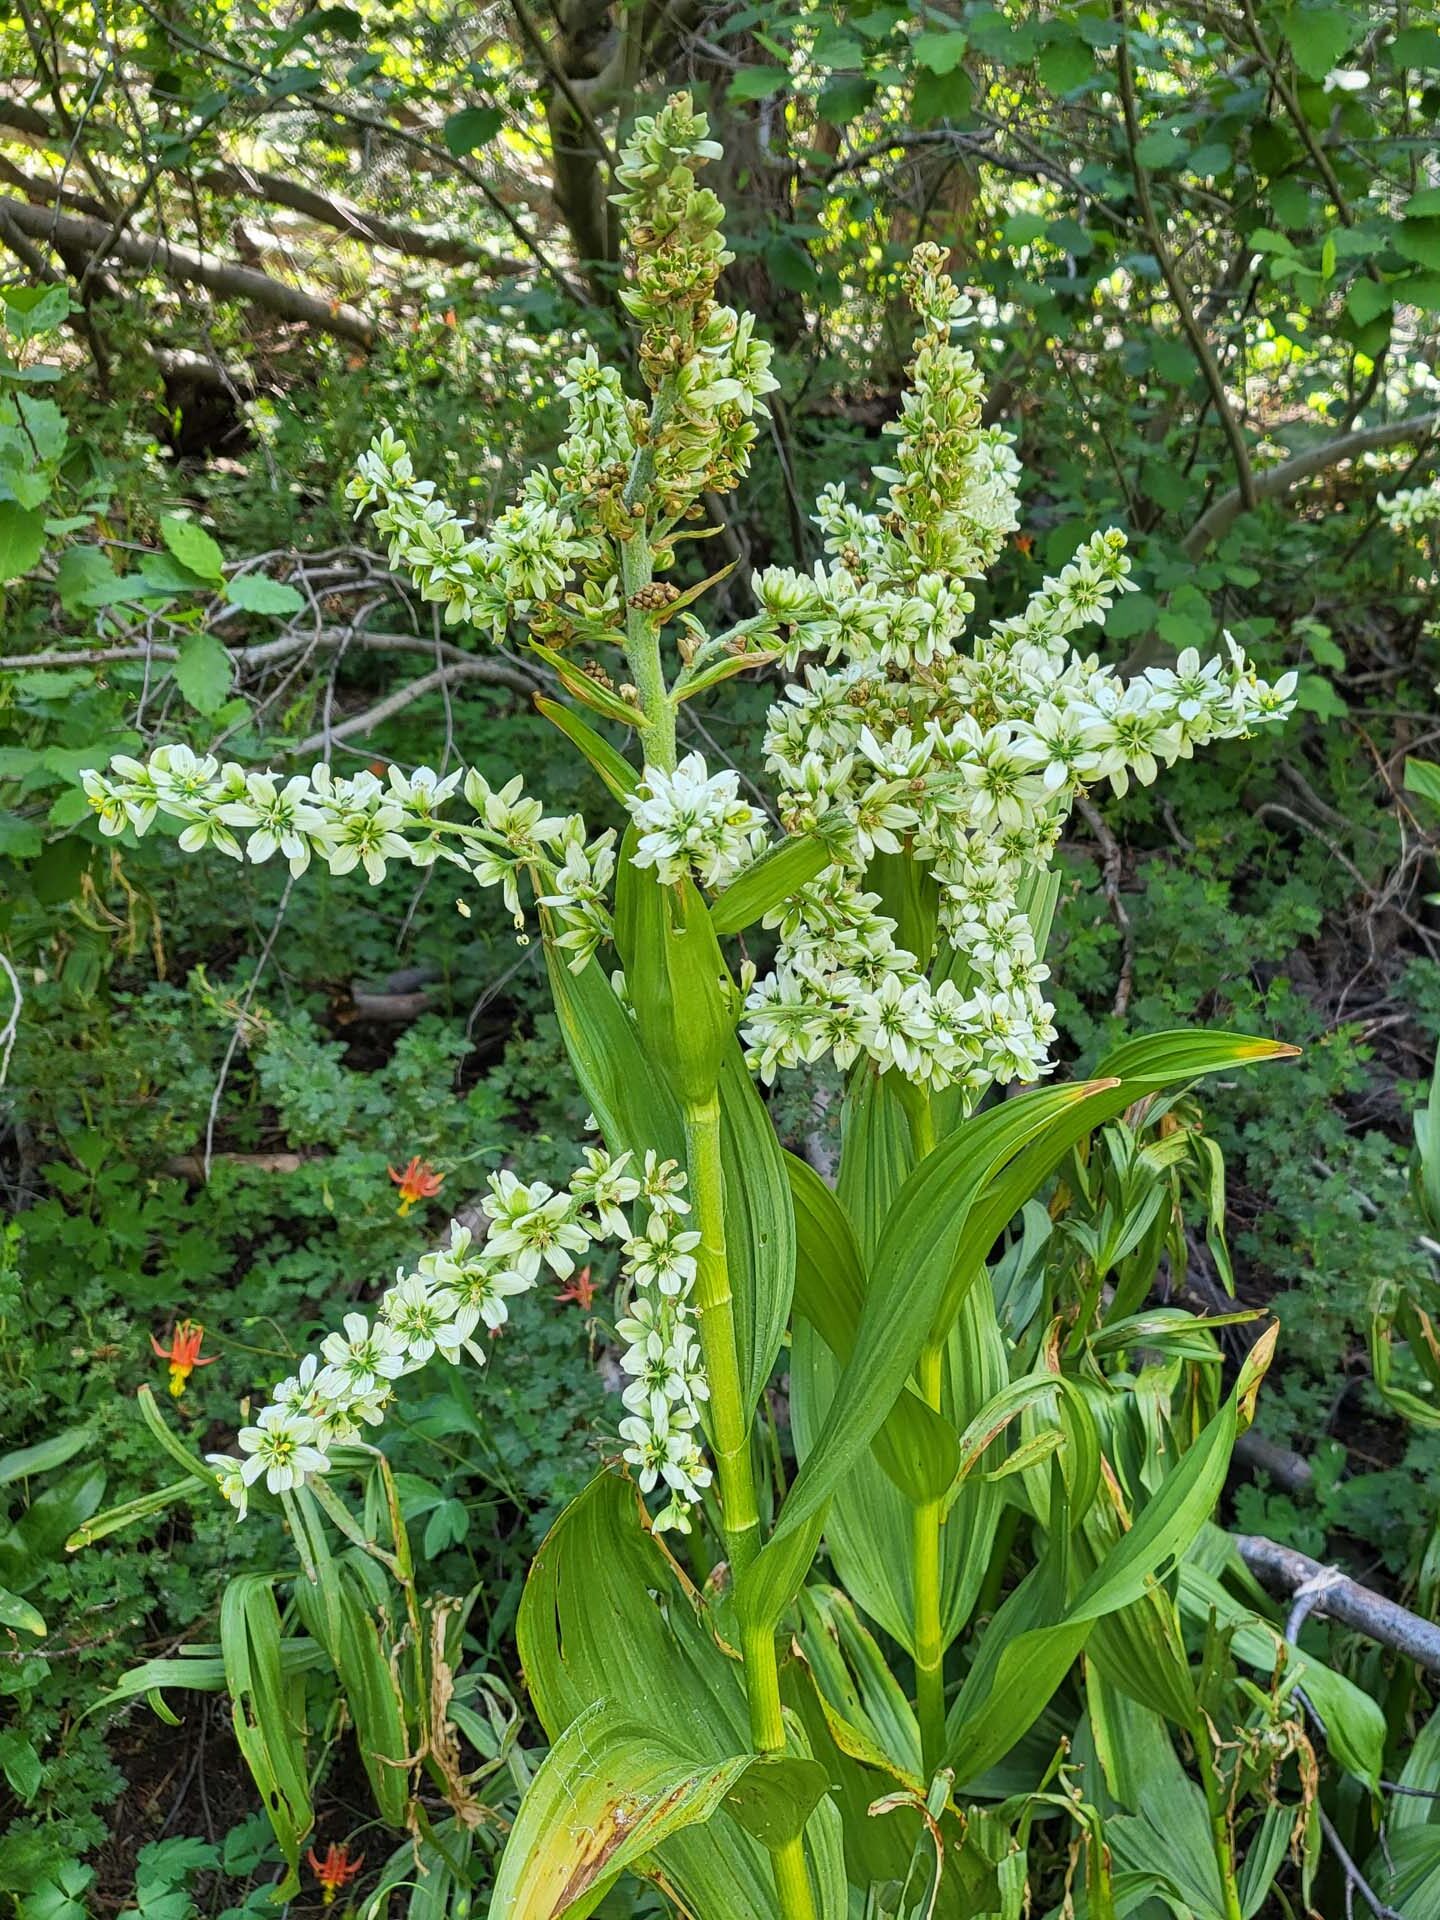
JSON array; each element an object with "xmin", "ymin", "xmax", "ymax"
[
  {"xmin": 625, "ymin": 751, "xmax": 768, "ymax": 888},
  {"xmin": 730, "ymin": 249, "xmax": 1296, "ymax": 1097},
  {"xmin": 1380, "ymin": 477, "xmax": 1440, "ymax": 532},
  {"xmin": 80, "ymin": 747, "xmax": 613, "ymax": 960},
  {"xmin": 205, "ymin": 1149, "xmax": 658, "ymax": 1516},
  {"xmin": 343, "ymin": 96, "xmax": 778, "ymax": 658},
  {"xmin": 610, "ymin": 1152, "xmax": 713, "ymax": 1534}
]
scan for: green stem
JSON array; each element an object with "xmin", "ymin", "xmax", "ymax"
[
  {"xmin": 684, "ymin": 1093, "xmax": 759, "ymax": 1581},
  {"xmin": 620, "ymin": 379, "xmax": 678, "ymax": 771},
  {"xmin": 896, "ymin": 1078, "xmax": 948, "ymax": 1773},
  {"xmin": 913, "ymin": 1337, "xmax": 947, "ymax": 1777},
  {"xmin": 1194, "ymin": 1720, "xmax": 1244, "ymax": 1920},
  {"xmin": 686, "ymin": 1093, "xmax": 816, "ymax": 1920}
]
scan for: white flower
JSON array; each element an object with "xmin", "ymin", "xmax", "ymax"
[
  {"xmin": 207, "ymin": 1453, "xmax": 249, "ymax": 1519},
  {"xmin": 217, "ymin": 773, "xmax": 327, "ymax": 875},
  {"xmin": 236, "ymin": 1405, "xmax": 331, "ymax": 1494},
  {"xmin": 619, "ymin": 1393, "xmax": 707, "ymax": 1498},
  {"xmin": 317, "ymin": 1312, "xmax": 407, "ymax": 1398},
  {"xmin": 624, "ymin": 1211, "xmax": 701, "ymax": 1297},
  {"xmin": 484, "ymin": 1178, "xmax": 591, "ymax": 1281},
  {"xmin": 568, "ymin": 1147, "xmax": 640, "ymax": 1239},
  {"xmin": 626, "ymin": 751, "xmax": 765, "ymax": 888},
  {"xmin": 381, "ymin": 1271, "xmax": 464, "ymax": 1365}
]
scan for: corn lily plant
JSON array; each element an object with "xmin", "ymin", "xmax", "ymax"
[{"xmin": 77, "ymin": 96, "xmax": 1348, "ymax": 1920}]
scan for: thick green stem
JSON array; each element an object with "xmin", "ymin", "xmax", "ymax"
[
  {"xmin": 687, "ymin": 1094, "xmax": 815, "ymax": 1920},
  {"xmin": 1195, "ymin": 1722, "xmax": 1245, "ymax": 1920},
  {"xmin": 619, "ymin": 377, "xmax": 678, "ymax": 771},
  {"xmin": 913, "ymin": 1337, "xmax": 947, "ymax": 1776},
  {"xmin": 897, "ymin": 1077, "xmax": 948, "ymax": 1773},
  {"xmin": 684, "ymin": 1094, "xmax": 759, "ymax": 1580},
  {"xmin": 620, "ymin": 535, "xmax": 676, "ymax": 772}
]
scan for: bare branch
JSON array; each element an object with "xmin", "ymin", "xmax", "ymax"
[
  {"xmin": 202, "ymin": 162, "xmax": 524, "ymax": 271},
  {"xmin": 1235, "ymin": 1532, "xmax": 1440, "ymax": 1676},
  {"xmin": 287, "ymin": 656, "xmax": 541, "ymax": 756},
  {"xmin": 0, "ymin": 195, "xmax": 375, "ymax": 345},
  {"xmin": 1115, "ymin": 3, "xmax": 1256, "ymax": 511},
  {"xmin": 1182, "ymin": 411, "xmax": 1440, "ymax": 556}
]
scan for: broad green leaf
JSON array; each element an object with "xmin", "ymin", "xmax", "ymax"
[
  {"xmin": 294, "ymin": 1528, "xmax": 411, "ymax": 1828},
  {"xmin": 0, "ymin": 1427, "xmax": 92, "ymax": 1485},
  {"xmin": 174, "ymin": 631, "xmax": 234, "ymax": 715},
  {"xmin": 786, "ymin": 1151, "xmax": 957, "ymax": 1506},
  {"xmin": 0, "ymin": 500, "xmax": 45, "ymax": 580},
  {"xmin": 489, "ymin": 1702, "xmax": 812, "ymax": 1919},
  {"xmin": 1180, "ymin": 1540, "xmax": 1385, "ymax": 1790},
  {"xmin": 1283, "ymin": 3, "xmax": 1361, "ymax": 80},
  {"xmin": 743, "ymin": 1081, "xmax": 1112, "ymax": 1635},
  {"xmin": 443, "ymin": 105, "xmax": 502, "ymax": 155},
  {"xmin": 540, "ymin": 914, "xmax": 683, "ymax": 1164},
  {"xmin": 946, "ymin": 1381, "xmax": 1246, "ymax": 1781},
  {"xmin": 718, "ymin": 1042, "xmax": 795, "ymax": 1416},
  {"xmin": 55, "ymin": 545, "xmax": 117, "ymax": 612},
  {"xmin": 836, "ymin": 1062, "xmax": 914, "ymax": 1262},
  {"xmin": 0, "ymin": 1583, "xmax": 45, "ymax": 1635},
  {"xmin": 159, "ymin": 512, "xmax": 225, "ymax": 583},
  {"xmin": 913, "ymin": 27, "xmax": 967, "ymax": 71},
  {"xmin": 0, "ymin": 1727, "xmax": 42, "ymax": 1801},
  {"xmin": 529, "ymin": 639, "xmax": 645, "ymax": 727},
  {"xmin": 517, "ymin": 1473, "xmax": 800, "ymax": 1916},
  {"xmin": 221, "ymin": 1574, "xmax": 313, "ymax": 1898},
  {"xmin": 1405, "ymin": 757, "xmax": 1440, "ymax": 809},
  {"xmin": 728, "ymin": 66, "xmax": 789, "ymax": 101},
  {"xmin": 944, "ymin": 1544, "xmax": 1090, "ymax": 1784},
  {"xmin": 7, "ymin": 1462, "xmax": 105, "ymax": 1574},
  {"xmin": 222, "ymin": 573, "xmax": 304, "ymax": 615}
]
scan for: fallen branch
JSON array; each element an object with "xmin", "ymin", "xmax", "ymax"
[
  {"xmin": 1075, "ymin": 792, "xmax": 1134, "ymax": 1017},
  {"xmin": 0, "ymin": 196, "xmax": 375, "ymax": 346},
  {"xmin": 165, "ymin": 1150, "xmax": 314, "ymax": 1179},
  {"xmin": 1182, "ymin": 410, "xmax": 1440, "ymax": 556},
  {"xmin": 289, "ymin": 655, "xmax": 539, "ymax": 755},
  {"xmin": 1232, "ymin": 1429, "xmax": 1314, "ymax": 1494},
  {"xmin": 1234, "ymin": 1533, "xmax": 1440, "ymax": 1676},
  {"xmin": 0, "ymin": 629, "xmax": 516, "ymax": 675},
  {"xmin": 203, "ymin": 162, "xmax": 523, "ymax": 271}
]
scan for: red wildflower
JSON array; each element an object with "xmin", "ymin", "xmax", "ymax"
[
  {"xmin": 555, "ymin": 1266, "xmax": 597, "ymax": 1312},
  {"xmin": 307, "ymin": 1841, "xmax": 363, "ymax": 1904},
  {"xmin": 388, "ymin": 1155, "xmax": 444, "ymax": 1216},
  {"xmin": 1014, "ymin": 532, "xmax": 1034, "ymax": 555},
  {"xmin": 150, "ymin": 1319, "xmax": 217, "ymax": 1398}
]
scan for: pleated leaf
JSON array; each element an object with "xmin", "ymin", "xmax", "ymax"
[{"xmin": 516, "ymin": 1472, "xmax": 815, "ymax": 1917}]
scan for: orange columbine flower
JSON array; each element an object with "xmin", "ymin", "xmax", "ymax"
[
  {"xmin": 150, "ymin": 1319, "xmax": 217, "ymax": 1398},
  {"xmin": 307, "ymin": 1842, "xmax": 363, "ymax": 1904},
  {"xmin": 388, "ymin": 1155, "xmax": 443, "ymax": 1216},
  {"xmin": 556, "ymin": 1266, "xmax": 596, "ymax": 1312}
]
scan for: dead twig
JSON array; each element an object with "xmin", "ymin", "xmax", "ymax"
[{"xmin": 1075, "ymin": 792, "xmax": 1134, "ymax": 1017}]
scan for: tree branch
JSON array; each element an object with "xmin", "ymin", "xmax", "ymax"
[
  {"xmin": 1235, "ymin": 1533, "xmax": 1440, "ymax": 1676},
  {"xmin": 1115, "ymin": 3, "xmax": 1256, "ymax": 511},
  {"xmin": 1182, "ymin": 410, "xmax": 1440, "ymax": 556},
  {"xmin": 0, "ymin": 628, "xmax": 530, "ymax": 679},
  {"xmin": 287, "ymin": 656, "xmax": 540, "ymax": 755},
  {"xmin": 0, "ymin": 196, "xmax": 375, "ymax": 345},
  {"xmin": 202, "ymin": 162, "xmax": 523, "ymax": 271}
]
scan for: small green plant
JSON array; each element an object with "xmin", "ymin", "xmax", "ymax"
[{"xmin": 77, "ymin": 94, "xmax": 1404, "ymax": 1920}]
